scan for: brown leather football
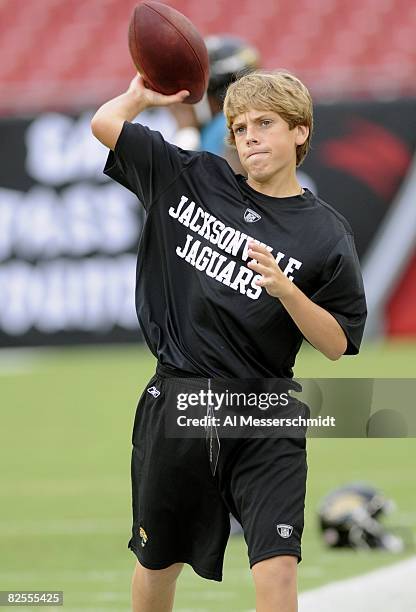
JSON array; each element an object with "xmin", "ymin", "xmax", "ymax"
[{"xmin": 128, "ymin": 1, "xmax": 209, "ymax": 104}]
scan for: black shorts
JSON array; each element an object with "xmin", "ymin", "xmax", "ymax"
[{"xmin": 128, "ymin": 371, "xmax": 307, "ymax": 582}]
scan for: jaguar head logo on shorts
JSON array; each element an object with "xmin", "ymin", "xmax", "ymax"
[
  {"xmin": 244, "ymin": 208, "xmax": 261, "ymax": 223},
  {"xmin": 139, "ymin": 526, "xmax": 148, "ymax": 547},
  {"xmin": 276, "ymin": 524, "xmax": 293, "ymax": 538}
]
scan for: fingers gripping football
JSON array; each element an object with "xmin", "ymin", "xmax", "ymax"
[{"xmin": 128, "ymin": 74, "xmax": 190, "ymax": 107}]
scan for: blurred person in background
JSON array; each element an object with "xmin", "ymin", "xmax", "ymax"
[{"xmin": 171, "ymin": 35, "xmax": 260, "ymax": 169}]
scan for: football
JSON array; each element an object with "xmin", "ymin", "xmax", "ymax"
[{"xmin": 128, "ymin": 1, "xmax": 209, "ymax": 104}]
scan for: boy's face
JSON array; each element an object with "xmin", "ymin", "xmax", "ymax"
[{"xmin": 231, "ymin": 108, "xmax": 308, "ymax": 183}]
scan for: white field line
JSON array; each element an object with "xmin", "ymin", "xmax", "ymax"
[
  {"xmin": 0, "ymin": 347, "xmax": 42, "ymax": 374},
  {"xmin": 0, "ymin": 569, "xmax": 127, "ymax": 581},
  {"xmin": 298, "ymin": 556, "xmax": 416, "ymax": 612},
  {"xmin": 0, "ymin": 360, "xmax": 33, "ymax": 375},
  {"xmin": 0, "ymin": 345, "xmax": 78, "ymax": 374},
  {"xmin": 0, "ymin": 517, "xmax": 127, "ymax": 536}
]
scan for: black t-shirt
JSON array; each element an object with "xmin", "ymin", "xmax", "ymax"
[{"xmin": 104, "ymin": 121, "xmax": 367, "ymax": 378}]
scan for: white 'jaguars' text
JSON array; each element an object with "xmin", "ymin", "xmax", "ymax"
[{"xmin": 169, "ymin": 195, "xmax": 303, "ymax": 300}]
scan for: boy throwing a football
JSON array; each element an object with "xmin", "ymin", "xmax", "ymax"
[{"xmin": 91, "ymin": 71, "xmax": 366, "ymax": 612}]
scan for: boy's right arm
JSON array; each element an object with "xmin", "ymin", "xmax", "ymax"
[{"xmin": 91, "ymin": 75, "xmax": 190, "ymax": 150}]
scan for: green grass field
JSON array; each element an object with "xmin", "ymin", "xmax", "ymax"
[{"xmin": 1, "ymin": 340, "xmax": 415, "ymax": 611}]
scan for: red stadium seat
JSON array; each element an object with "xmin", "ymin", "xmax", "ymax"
[{"xmin": 0, "ymin": 0, "xmax": 415, "ymax": 114}]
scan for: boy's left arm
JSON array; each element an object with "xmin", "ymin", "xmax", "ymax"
[{"xmin": 247, "ymin": 242, "xmax": 349, "ymax": 361}]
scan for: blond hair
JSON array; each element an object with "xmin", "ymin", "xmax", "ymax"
[{"xmin": 223, "ymin": 70, "xmax": 313, "ymax": 166}]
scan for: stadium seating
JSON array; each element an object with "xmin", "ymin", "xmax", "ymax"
[{"xmin": 0, "ymin": 0, "xmax": 415, "ymax": 114}]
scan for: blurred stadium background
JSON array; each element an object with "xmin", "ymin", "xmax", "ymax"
[{"xmin": 0, "ymin": 0, "xmax": 415, "ymax": 610}]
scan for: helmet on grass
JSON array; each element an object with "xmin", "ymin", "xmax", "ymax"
[{"xmin": 318, "ymin": 483, "xmax": 403, "ymax": 552}]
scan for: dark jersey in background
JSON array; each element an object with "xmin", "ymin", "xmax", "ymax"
[{"xmin": 104, "ymin": 121, "xmax": 367, "ymax": 378}]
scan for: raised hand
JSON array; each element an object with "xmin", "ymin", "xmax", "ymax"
[{"xmin": 127, "ymin": 74, "xmax": 190, "ymax": 108}]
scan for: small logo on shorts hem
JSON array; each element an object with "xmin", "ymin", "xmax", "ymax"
[
  {"xmin": 147, "ymin": 386, "xmax": 160, "ymax": 398},
  {"xmin": 244, "ymin": 208, "xmax": 261, "ymax": 223},
  {"xmin": 276, "ymin": 524, "xmax": 293, "ymax": 538},
  {"xmin": 139, "ymin": 526, "xmax": 148, "ymax": 547}
]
